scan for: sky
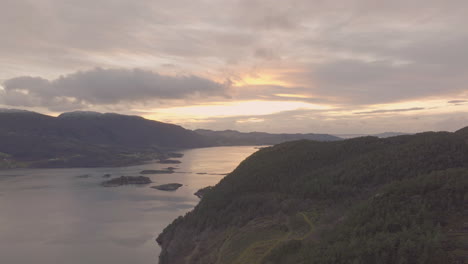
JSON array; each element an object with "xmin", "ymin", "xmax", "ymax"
[{"xmin": 1, "ymin": 0, "xmax": 468, "ymax": 134}]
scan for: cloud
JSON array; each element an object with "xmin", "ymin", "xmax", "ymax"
[
  {"xmin": 236, "ymin": 117, "xmax": 265, "ymax": 123},
  {"xmin": 448, "ymin": 100, "xmax": 467, "ymax": 104},
  {"xmin": 230, "ymin": 84, "xmax": 329, "ymax": 104},
  {"xmin": 1, "ymin": 68, "xmax": 228, "ymax": 111},
  {"xmin": 274, "ymin": 58, "xmax": 468, "ymax": 105},
  {"xmin": 183, "ymin": 107, "xmax": 468, "ymax": 134},
  {"xmin": 355, "ymin": 107, "xmax": 425, "ymax": 115}
]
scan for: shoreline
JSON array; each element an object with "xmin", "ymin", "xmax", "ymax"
[{"xmin": 0, "ymin": 145, "xmax": 265, "ymax": 171}]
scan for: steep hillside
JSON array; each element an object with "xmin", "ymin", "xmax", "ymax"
[
  {"xmin": 195, "ymin": 129, "xmax": 341, "ymax": 145},
  {"xmin": 157, "ymin": 130, "xmax": 468, "ymax": 264}
]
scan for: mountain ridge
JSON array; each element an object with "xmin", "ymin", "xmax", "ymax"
[{"xmin": 194, "ymin": 129, "xmax": 341, "ymax": 145}]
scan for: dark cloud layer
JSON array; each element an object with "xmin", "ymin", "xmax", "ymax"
[{"xmin": 1, "ymin": 68, "xmax": 227, "ymax": 111}]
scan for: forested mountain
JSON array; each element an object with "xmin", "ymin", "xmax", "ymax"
[
  {"xmin": 157, "ymin": 129, "xmax": 468, "ymax": 264},
  {"xmin": 0, "ymin": 110, "xmax": 209, "ymax": 168},
  {"xmin": 195, "ymin": 129, "xmax": 341, "ymax": 145}
]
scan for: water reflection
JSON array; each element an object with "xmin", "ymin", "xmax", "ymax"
[{"xmin": 0, "ymin": 146, "xmax": 259, "ymax": 264}]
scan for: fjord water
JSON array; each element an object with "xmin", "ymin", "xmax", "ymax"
[{"xmin": 0, "ymin": 146, "xmax": 259, "ymax": 264}]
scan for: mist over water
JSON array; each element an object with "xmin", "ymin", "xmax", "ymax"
[{"xmin": 0, "ymin": 146, "xmax": 259, "ymax": 264}]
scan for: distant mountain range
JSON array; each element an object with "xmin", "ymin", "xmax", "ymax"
[
  {"xmin": 335, "ymin": 132, "xmax": 411, "ymax": 139},
  {"xmin": 195, "ymin": 129, "xmax": 341, "ymax": 145},
  {"xmin": 0, "ymin": 109, "xmax": 341, "ymax": 168}
]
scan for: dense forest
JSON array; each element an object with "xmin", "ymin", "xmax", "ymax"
[{"xmin": 157, "ymin": 129, "xmax": 468, "ymax": 264}]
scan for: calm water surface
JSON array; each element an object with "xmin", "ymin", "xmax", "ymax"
[{"xmin": 0, "ymin": 146, "xmax": 260, "ymax": 264}]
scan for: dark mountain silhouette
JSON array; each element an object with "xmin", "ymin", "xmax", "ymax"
[
  {"xmin": 0, "ymin": 110, "xmax": 208, "ymax": 167},
  {"xmin": 56, "ymin": 111, "xmax": 208, "ymax": 149}
]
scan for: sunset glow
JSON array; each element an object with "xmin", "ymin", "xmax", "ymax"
[
  {"xmin": 234, "ymin": 74, "xmax": 289, "ymax": 87},
  {"xmin": 141, "ymin": 100, "xmax": 331, "ymax": 120}
]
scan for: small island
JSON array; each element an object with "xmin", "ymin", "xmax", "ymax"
[
  {"xmin": 158, "ymin": 159, "xmax": 181, "ymax": 164},
  {"xmin": 151, "ymin": 183, "xmax": 183, "ymax": 191},
  {"xmin": 140, "ymin": 169, "xmax": 174, "ymax": 174},
  {"xmin": 102, "ymin": 176, "xmax": 152, "ymax": 187}
]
